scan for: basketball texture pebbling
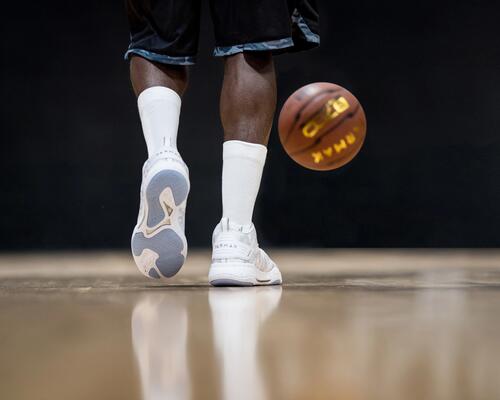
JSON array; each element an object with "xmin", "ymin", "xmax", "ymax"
[{"xmin": 278, "ymin": 82, "xmax": 367, "ymax": 171}]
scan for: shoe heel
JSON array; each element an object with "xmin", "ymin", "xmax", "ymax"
[{"xmin": 132, "ymin": 169, "xmax": 189, "ymax": 279}]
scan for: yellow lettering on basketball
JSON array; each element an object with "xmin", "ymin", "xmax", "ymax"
[
  {"xmin": 332, "ymin": 96, "xmax": 350, "ymax": 113},
  {"xmin": 345, "ymin": 132, "xmax": 356, "ymax": 144},
  {"xmin": 311, "ymin": 152, "xmax": 324, "ymax": 164},
  {"xmin": 302, "ymin": 96, "xmax": 350, "ymax": 139},
  {"xmin": 303, "ymin": 120, "xmax": 322, "ymax": 138},
  {"xmin": 334, "ymin": 139, "xmax": 347, "ymax": 153},
  {"xmin": 322, "ymin": 147, "xmax": 333, "ymax": 157}
]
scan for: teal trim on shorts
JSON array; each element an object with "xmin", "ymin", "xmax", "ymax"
[
  {"xmin": 213, "ymin": 37, "xmax": 294, "ymax": 57},
  {"xmin": 292, "ymin": 11, "xmax": 320, "ymax": 44},
  {"xmin": 124, "ymin": 48, "xmax": 196, "ymax": 66}
]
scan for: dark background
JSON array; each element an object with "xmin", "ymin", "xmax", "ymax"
[{"xmin": 1, "ymin": 0, "xmax": 499, "ymax": 250}]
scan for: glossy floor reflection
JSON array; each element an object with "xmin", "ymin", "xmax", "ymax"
[
  {"xmin": 132, "ymin": 287, "xmax": 282, "ymax": 400},
  {"xmin": 1, "ymin": 250, "xmax": 500, "ymax": 400}
]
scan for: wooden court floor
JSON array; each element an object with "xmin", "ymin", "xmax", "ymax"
[{"xmin": 1, "ymin": 249, "xmax": 499, "ymax": 400}]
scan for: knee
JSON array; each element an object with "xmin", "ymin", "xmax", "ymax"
[
  {"xmin": 224, "ymin": 51, "xmax": 274, "ymax": 74},
  {"xmin": 244, "ymin": 52, "xmax": 273, "ymax": 72}
]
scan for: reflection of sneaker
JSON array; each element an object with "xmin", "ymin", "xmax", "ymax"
[
  {"xmin": 209, "ymin": 286, "xmax": 282, "ymax": 400},
  {"xmin": 131, "ymin": 150, "xmax": 190, "ymax": 280},
  {"xmin": 131, "ymin": 295, "xmax": 190, "ymax": 400},
  {"xmin": 209, "ymin": 218, "xmax": 282, "ymax": 286}
]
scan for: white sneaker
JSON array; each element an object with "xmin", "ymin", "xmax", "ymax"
[
  {"xmin": 131, "ymin": 149, "xmax": 190, "ymax": 280},
  {"xmin": 209, "ymin": 218, "xmax": 282, "ymax": 286}
]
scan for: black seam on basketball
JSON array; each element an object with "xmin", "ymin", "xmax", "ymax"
[
  {"xmin": 289, "ymin": 104, "xmax": 361, "ymax": 156},
  {"xmin": 284, "ymin": 88, "xmax": 343, "ymax": 143}
]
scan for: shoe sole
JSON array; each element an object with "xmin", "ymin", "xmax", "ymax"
[
  {"xmin": 131, "ymin": 169, "xmax": 189, "ymax": 280},
  {"xmin": 209, "ymin": 263, "xmax": 282, "ymax": 287}
]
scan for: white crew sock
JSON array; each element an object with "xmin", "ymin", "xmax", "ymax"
[
  {"xmin": 137, "ymin": 86, "xmax": 181, "ymax": 157},
  {"xmin": 222, "ymin": 140, "xmax": 267, "ymax": 226}
]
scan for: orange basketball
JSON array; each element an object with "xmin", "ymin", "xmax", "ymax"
[{"xmin": 278, "ymin": 82, "xmax": 367, "ymax": 171}]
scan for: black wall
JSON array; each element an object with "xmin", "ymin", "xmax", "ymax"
[{"xmin": 1, "ymin": 0, "xmax": 499, "ymax": 250}]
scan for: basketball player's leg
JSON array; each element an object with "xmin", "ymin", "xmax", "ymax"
[
  {"xmin": 129, "ymin": 56, "xmax": 188, "ymax": 156},
  {"xmin": 219, "ymin": 52, "xmax": 276, "ymax": 227},
  {"xmin": 220, "ymin": 52, "xmax": 276, "ymax": 145},
  {"xmin": 208, "ymin": 0, "xmax": 320, "ymax": 286},
  {"xmin": 125, "ymin": 0, "xmax": 199, "ymax": 280},
  {"xmin": 209, "ymin": 52, "xmax": 281, "ymax": 286}
]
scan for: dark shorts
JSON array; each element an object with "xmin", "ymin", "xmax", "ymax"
[{"xmin": 125, "ymin": 0, "xmax": 320, "ymax": 65}]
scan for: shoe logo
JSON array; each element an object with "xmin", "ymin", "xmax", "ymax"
[{"xmin": 214, "ymin": 243, "xmax": 237, "ymax": 249}]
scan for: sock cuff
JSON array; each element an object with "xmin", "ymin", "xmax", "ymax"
[
  {"xmin": 223, "ymin": 140, "xmax": 267, "ymax": 164},
  {"xmin": 137, "ymin": 86, "xmax": 181, "ymax": 110}
]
